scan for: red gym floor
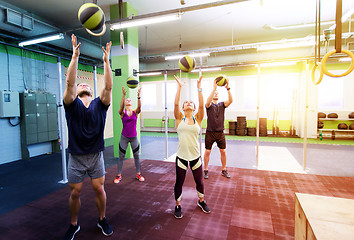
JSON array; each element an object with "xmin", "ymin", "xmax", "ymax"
[{"xmin": 1, "ymin": 159, "xmax": 354, "ymax": 240}]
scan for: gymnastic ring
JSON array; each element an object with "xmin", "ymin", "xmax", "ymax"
[
  {"xmin": 85, "ymin": 24, "xmax": 106, "ymax": 37},
  {"xmin": 312, "ymin": 63, "xmax": 324, "ymax": 85},
  {"xmin": 321, "ymin": 49, "xmax": 354, "ymax": 77}
]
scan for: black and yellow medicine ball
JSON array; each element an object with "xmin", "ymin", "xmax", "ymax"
[
  {"xmin": 178, "ymin": 55, "xmax": 196, "ymax": 72},
  {"xmin": 127, "ymin": 76, "xmax": 139, "ymax": 89},
  {"xmin": 78, "ymin": 3, "xmax": 105, "ymax": 31},
  {"xmin": 215, "ymin": 75, "xmax": 228, "ymax": 86}
]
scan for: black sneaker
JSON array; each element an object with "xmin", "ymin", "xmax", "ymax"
[
  {"xmin": 197, "ymin": 201, "xmax": 211, "ymax": 213},
  {"xmin": 203, "ymin": 170, "xmax": 209, "ymax": 179},
  {"xmin": 174, "ymin": 205, "xmax": 183, "ymax": 219},
  {"xmin": 221, "ymin": 170, "xmax": 230, "ymax": 178},
  {"xmin": 63, "ymin": 224, "xmax": 80, "ymax": 240},
  {"xmin": 97, "ymin": 217, "xmax": 113, "ymax": 236}
]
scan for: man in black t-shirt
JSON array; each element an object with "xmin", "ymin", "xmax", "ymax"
[
  {"xmin": 62, "ymin": 34, "xmax": 113, "ymax": 240},
  {"xmin": 203, "ymin": 79, "xmax": 233, "ymax": 179}
]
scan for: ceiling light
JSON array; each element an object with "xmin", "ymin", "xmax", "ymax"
[
  {"xmin": 165, "ymin": 52, "xmax": 210, "ymax": 60},
  {"xmin": 264, "ymin": 21, "xmax": 335, "ymax": 30},
  {"xmin": 139, "ymin": 72, "xmax": 162, "ymax": 76},
  {"xmin": 266, "ymin": 8, "xmax": 353, "ymax": 31},
  {"xmin": 257, "ymin": 38, "xmax": 314, "ymax": 51},
  {"xmin": 111, "ymin": 14, "xmax": 181, "ymax": 30},
  {"xmin": 259, "ymin": 61, "xmax": 297, "ymax": 68},
  {"xmin": 339, "ymin": 57, "xmax": 352, "ymax": 62},
  {"xmin": 19, "ymin": 33, "xmax": 64, "ymax": 47},
  {"xmin": 191, "ymin": 67, "xmax": 221, "ymax": 73}
]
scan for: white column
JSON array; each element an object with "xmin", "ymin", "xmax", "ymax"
[
  {"xmin": 57, "ymin": 57, "xmax": 68, "ymax": 184},
  {"xmin": 303, "ymin": 61, "xmax": 309, "ymax": 171},
  {"xmin": 256, "ymin": 65, "xmax": 261, "ymax": 168},
  {"xmin": 164, "ymin": 71, "xmax": 169, "ymax": 159},
  {"xmin": 93, "ymin": 66, "xmax": 98, "ymax": 98}
]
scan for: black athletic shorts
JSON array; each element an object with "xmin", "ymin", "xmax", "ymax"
[{"xmin": 205, "ymin": 131, "xmax": 226, "ymax": 150}]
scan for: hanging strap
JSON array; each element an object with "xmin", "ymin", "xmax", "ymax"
[
  {"xmin": 315, "ymin": 0, "xmax": 321, "ymax": 63},
  {"xmin": 119, "ymin": 0, "xmax": 123, "ymax": 20},
  {"xmin": 335, "ymin": 0, "xmax": 342, "ymax": 53}
]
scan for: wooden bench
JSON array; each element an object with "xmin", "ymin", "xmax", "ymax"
[{"xmin": 295, "ymin": 193, "xmax": 354, "ymax": 239}]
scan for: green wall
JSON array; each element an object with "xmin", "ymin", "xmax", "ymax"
[{"xmin": 110, "ymin": 2, "xmax": 139, "ymax": 158}]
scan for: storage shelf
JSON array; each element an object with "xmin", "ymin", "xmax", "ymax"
[
  {"xmin": 318, "ymin": 118, "xmax": 354, "ymax": 121},
  {"xmin": 319, "ymin": 129, "xmax": 354, "ymax": 132}
]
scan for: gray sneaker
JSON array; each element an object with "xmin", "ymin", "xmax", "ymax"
[
  {"xmin": 203, "ymin": 170, "xmax": 209, "ymax": 179},
  {"xmin": 221, "ymin": 170, "xmax": 230, "ymax": 178}
]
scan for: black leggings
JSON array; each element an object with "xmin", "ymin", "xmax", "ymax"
[{"xmin": 174, "ymin": 156, "xmax": 204, "ymax": 202}]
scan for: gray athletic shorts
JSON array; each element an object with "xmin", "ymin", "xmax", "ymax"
[{"xmin": 68, "ymin": 151, "xmax": 105, "ymax": 184}]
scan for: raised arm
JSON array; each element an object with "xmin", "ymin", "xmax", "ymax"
[
  {"xmin": 174, "ymin": 75, "xmax": 184, "ymax": 126},
  {"xmin": 135, "ymin": 86, "xmax": 142, "ymax": 115},
  {"xmin": 63, "ymin": 34, "xmax": 81, "ymax": 105},
  {"xmin": 100, "ymin": 41, "xmax": 113, "ymax": 106},
  {"xmin": 205, "ymin": 79, "xmax": 217, "ymax": 108},
  {"xmin": 224, "ymin": 80, "xmax": 233, "ymax": 108},
  {"xmin": 119, "ymin": 87, "xmax": 126, "ymax": 118},
  {"xmin": 195, "ymin": 75, "xmax": 204, "ymax": 126}
]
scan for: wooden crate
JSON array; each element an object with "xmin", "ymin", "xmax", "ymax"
[{"xmin": 295, "ymin": 193, "xmax": 354, "ymax": 240}]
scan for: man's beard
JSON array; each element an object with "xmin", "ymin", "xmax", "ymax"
[{"xmin": 78, "ymin": 90, "xmax": 92, "ymax": 98}]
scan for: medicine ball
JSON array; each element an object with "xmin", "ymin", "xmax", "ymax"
[
  {"xmin": 318, "ymin": 112, "xmax": 326, "ymax": 118},
  {"xmin": 327, "ymin": 112, "xmax": 338, "ymax": 118},
  {"xmin": 78, "ymin": 3, "xmax": 105, "ymax": 31},
  {"xmin": 215, "ymin": 75, "xmax": 228, "ymax": 86},
  {"xmin": 338, "ymin": 123, "xmax": 348, "ymax": 129},
  {"xmin": 127, "ymin": 75, "xmax": 139, "ymax": 89},
  {"xmin": 178, "ymin": 55, "xmax": 195, "ymax": 72}
]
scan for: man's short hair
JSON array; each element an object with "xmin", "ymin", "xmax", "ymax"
[{"xmin": 77, "ymin": 82, "xmax": 93, "ymax": 96}]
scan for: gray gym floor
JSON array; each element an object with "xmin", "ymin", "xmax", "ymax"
[{"xmin": 141, "ymin": 136, "xmax": 354, "ymax": 177}]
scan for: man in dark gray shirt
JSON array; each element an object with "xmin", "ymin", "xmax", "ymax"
[{"xmin": 203, "ymin": 79, "xmax": 233, "ymax": 179}]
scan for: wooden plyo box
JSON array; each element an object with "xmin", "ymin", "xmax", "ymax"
[{"xmin": 295, "ymin": 193, "xmax": 354, "ymax": 240}]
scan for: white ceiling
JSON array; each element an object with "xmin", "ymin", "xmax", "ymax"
[{"xmin": 1, "ymin": 0, "xmax": 354, "ymax": 62}]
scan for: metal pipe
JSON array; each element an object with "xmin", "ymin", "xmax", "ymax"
[
  {"xmin": 57, "ymin": 57, "xmax": 68, "ymax": 184},
  {"xmin": 199, "ymin": 68, "xmax": 203, "ymax": 158},
  {"xmin": 106, "ymin": 0, "xmax": 249, "ymax": 25},
  {"xmin": 0, "ymin": 40, "xmax": 100, "ymax": 67},
  {"xmin": 256, "ymin": 65, "xmax": 260, "ymax": 168},
  {"xmin": 164, "ymin": 71, "xmax": 168, "ymax": 160},
  {"xmin": 93, "ymin": 66, "xmax": 98, "ymax": 98},
  {"xmin": 140, "ymin": 32, "xmax": 354, "ymax": 61},
  {"xmin": 303, "ymin": 60, "xmax": 309, "ymax": 171}
]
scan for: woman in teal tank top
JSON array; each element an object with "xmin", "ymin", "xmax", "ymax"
[{"xmin": 173, "ymin": 75, "xmax": 211, "ymax": 219}]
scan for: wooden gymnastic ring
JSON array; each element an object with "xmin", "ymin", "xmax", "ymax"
[
  {"xmin": 86, "ymin": 24, "xmax": 106, "ymax": 37},
  {"xmin": 312, "ymin": 63, "xmax": 324, "ymax": 85},
  {"xmin": 321, "ymin": 49, "xmax": 354, "ymax": 77}
]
